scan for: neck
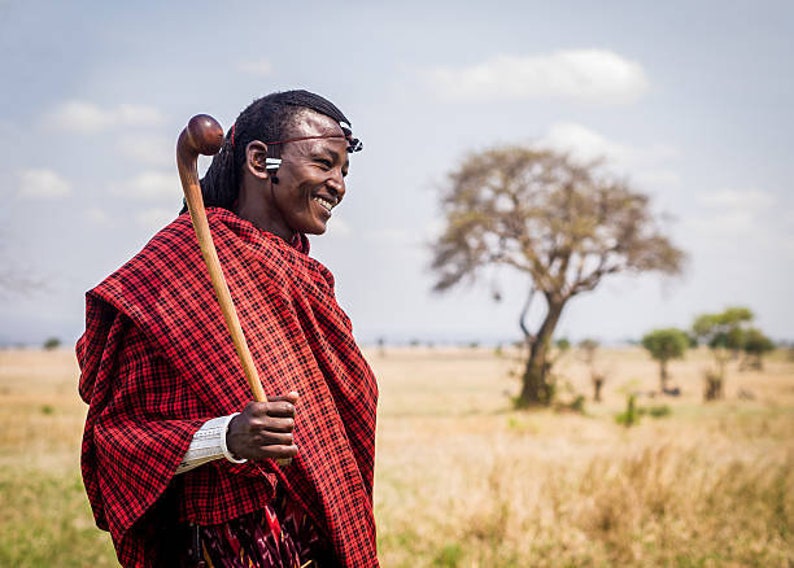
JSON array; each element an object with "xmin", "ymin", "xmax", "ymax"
[{"xmin": 234, "ymin": 183, "xmax": 296, "ymax": 241}]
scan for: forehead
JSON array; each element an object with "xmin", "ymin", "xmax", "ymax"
[
  {"xmin": 282, "ymin": 110, "xmax": 350, "ymax": 157},
  {"xmin": 287, "ymin": 109, "xmax": 345, "ymax": 139}
]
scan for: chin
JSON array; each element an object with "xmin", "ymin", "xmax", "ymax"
[{"xmin": 304, "ymin": 224, "xmax": 328, "ymax": 236}]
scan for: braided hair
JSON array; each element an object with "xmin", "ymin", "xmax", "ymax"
[{"xmin": 191, "ymin": 90, "xmax": 356, "ymax": 211}]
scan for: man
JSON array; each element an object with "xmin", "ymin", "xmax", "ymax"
[{"xmin": 78, "ymin": 90, "xmax": 379, "ymax": 567}]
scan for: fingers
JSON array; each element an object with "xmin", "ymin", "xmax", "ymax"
[
  {"xmin": 247, "ymin": 391, "xmax": 299, "ymax": 417},
  {"xmin": 227, "ymin": 393, "xmax": 300, "ymax": 461},
  {"xmin": 267, "ymin": 391, "xmax": 299, "ymax": 405},
  {"xmin": 263, "ymin": 401, "xmax": 296, "ymax": 418}
]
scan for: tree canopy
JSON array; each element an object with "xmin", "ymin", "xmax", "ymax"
[
  {"xmin": 431, "ymin": 148, "xmax": 684, "ymax": 298},
  {"xmin": 692, "ymin": 306, "xmax": 754, "ymax": 351}
]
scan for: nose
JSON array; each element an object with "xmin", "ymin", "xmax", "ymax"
[{"xmin": 327, "ymin": 168, "xmax": 346, "ymax": 201}]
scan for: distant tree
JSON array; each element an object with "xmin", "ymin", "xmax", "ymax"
[
  {"xmin": 641, "ymin": 328, "xmax": 689, "ymax": 392},
  {"xmin": 429, "ymin": 147, "xmax": 685, "ymax": 408},
  {"xmin": 578, "ymin": 338, "xmax": 604, "ymax": 402},
  {"xmin": 549, "ymin": 337, "xmax": 571, "ymax": 371},
  {"xmin": 692, "ymin": 306, "xmax": 754, "ymax": 400},
  {"xmin": 740, "ymin": 327, "xmax": 775, "ymax": 370},
  {"xmin": 578, "ymin": 339, "xmax": 599, "ymax": 365},
  {"xmin": 43, "ymin": 337, "xmax": 61, "ymax": 351}
]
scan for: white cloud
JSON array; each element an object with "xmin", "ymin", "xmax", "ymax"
[
  {"xmin": 114, "ymin": 171, "xmax": 180, "ymax": 200},
  {"xmin": 84, "ymin": 207, "xmax": 111, "ymax": 225},
  {"xmin": 697, "ymin": 189, "xmax": 775, "ymax": 212},
  {"xmin": 17, "ymin": 169, "xmax": 71, "ymax": 198},
  {"xmin": 539, "ymin": 122, "xmax": 629, "ymax": 163},
  {"xmin": 687, "ymin": 189, "xmax": 777, "ymax": 239},
  {"xmin": 536, "ymin": 122, "xmax": 679, "ymax": 186},
  {"xmin": 115, "ymin": 104, "xmax": 163, "ymax": 125},
  {"xmin": 236, "ymin": 58, "xmax": 273, "ymax": 76},
  {"xmin": 47, "ymin": 100, "xmax": 164, "ymax": 133},
  {"xmin": 118, "ymin": 135, "xmax": 174, "ymax": 167},
  {"xmin": 687, "ymin": 210, "xmax": 756, "ymax": 236},
  {"xmin": 136, "ymin": 207, "xmax": 176, "ymax": 230},
  {"xmin": 426, "ymin": 49, "xmax": 650, "ymax": 104},
  {"xmin": 634, "ymin": 170, "xmax": 682, "ymax": 188}
]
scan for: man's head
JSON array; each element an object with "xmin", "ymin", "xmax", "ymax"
[
  {"xmin": 238, "ymin": 109, "xmax": 350, "ymax": 239},
  {"xmin": 199, "ymin": 90, "xmax": 361, "ymax": 211}
]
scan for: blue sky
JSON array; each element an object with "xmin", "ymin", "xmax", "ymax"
[{"xmin": 1, "ymin": 0, "xmax": 792, "ymax": 346}]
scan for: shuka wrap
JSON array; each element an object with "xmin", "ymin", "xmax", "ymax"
[{"xmin": 77, "ymin": 208, "xmax": 379, "ymax": 567}]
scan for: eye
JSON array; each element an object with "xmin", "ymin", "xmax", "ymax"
[{"xmin": 315, "ymin": 158, "xmax": 333, "ymax": 170}]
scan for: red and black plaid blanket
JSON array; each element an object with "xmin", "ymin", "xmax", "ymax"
[{"xmin": 77, "ymin": 208, "xmax": 379, "ymax": 567}]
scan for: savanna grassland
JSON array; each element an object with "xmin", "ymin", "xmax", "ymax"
[{"xmin": 0, "ymin": 346, "xmax": 792, "ymax": 567}]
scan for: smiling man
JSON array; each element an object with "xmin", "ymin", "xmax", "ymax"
[{"xmin": 77, "ymin": 91, "xmax": 379, "ymax": 567}]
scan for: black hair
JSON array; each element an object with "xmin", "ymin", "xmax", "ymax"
[{"xmin": 183, "ymin": 90, "xmax": 355, "ymax": 212}]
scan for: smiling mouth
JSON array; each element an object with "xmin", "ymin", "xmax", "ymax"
[{"xmin": 313, "ymin": 196, "xmax": 336, "ymax": 214}]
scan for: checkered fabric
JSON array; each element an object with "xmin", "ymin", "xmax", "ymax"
[{"xmin": 77, "ymin": 209, "xmax": 379, "ymax": 567}]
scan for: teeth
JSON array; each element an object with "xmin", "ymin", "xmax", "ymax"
[{"xmin": 313, "ymin": 197, "xmax": 334, "ymax": 212}]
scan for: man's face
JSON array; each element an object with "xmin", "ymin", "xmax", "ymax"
[{"xmin": 268, "ymin": 111, "xmax": 350, "ymax": 237}]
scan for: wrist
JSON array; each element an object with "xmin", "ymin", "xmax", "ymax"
[{"xmin": 219, "ymin": 413, "xmax": 247, "ymax": 464}]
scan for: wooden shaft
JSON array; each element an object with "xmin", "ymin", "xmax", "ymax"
[{"xmin": 176, "ymin": 114, "xmax": 267, "ymax": 402}]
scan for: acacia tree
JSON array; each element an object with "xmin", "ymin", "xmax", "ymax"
[
  {"xmin": 741, "ymin": 328, "xmax": 775, "ymax": 370},
  {"xmin": 692, "ymin": 306, "xmax": 754, "ymax": 399},
  {"xmin": 641, "ymin": 328, "xmax": 689, "ymax": 392},
  {"xmin": 430, "ymin": 147, "xmax": 685, "ymax": 407}
]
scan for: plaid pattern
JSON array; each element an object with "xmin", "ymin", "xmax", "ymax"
[{"xmin": 78, "ymin": 209, "xmax": 379, "ymax": 567}]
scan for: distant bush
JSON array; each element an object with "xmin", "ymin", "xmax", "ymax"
[
  {"xmin": 42, "ymin": 337, "xmax": 61, "ymax": 351},
  {"xmin": 643, "ymin": 404, "xmax": 672, "ymax": 418},
  {"xmin": 616, "ymin": 395, "xmax": 639, "ymax": 427},
  {"xmin": 616, "ymin": 396, "xmax": 672, "ymax": 425}
]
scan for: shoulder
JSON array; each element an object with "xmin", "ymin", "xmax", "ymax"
[{"xmin": 88, "ymin": 214, "xmax": 203, "ymax": 311}]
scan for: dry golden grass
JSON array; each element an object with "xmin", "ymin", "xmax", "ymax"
[
  {"xmin": 1, "ymin": 346, "xmax": 792, "ymax": 566},
  {"xmin": 370, "ymin": 346, "xmax": 794, "ymax": 567}
]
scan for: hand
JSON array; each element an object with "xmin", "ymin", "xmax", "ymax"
[{"xmin": 226, "ymin": 392, "xmax": 299, "ymax": 461}]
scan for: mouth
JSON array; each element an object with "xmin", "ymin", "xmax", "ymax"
[{"xmin": 312, "ymin": 195, "xmax": 337, "ymax": 214}]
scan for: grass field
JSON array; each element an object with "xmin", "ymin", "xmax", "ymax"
[{"xmin": 0, "ymin": 346, "xmax": 792, "ymax": 566}]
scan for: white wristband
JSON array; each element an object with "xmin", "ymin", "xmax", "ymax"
[{"xmin": 176, "ymin": 413, "xmax": 246, "ymax": 474}]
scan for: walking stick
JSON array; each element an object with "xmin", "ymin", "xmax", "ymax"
[{"xmin": 176, "ymin": 114, "xmax": 268, "ymax": 402}]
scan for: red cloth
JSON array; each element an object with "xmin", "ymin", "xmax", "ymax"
[{"xmin": 77, "ymin": 209, "xmax": 379, "ymax": 567}]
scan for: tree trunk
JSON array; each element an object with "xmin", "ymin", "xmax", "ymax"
[
  {"xmin": 517, "ymin": 297, "xmax": 565, "ymax": 407},
  {"xmin": 659, "ymin": 359, "xmax": 669, "ymax": 392},
  {"xmin": 592, "ymin": 375, "xmax": 604, "ymax": 402}
]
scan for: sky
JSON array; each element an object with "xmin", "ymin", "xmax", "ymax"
[{"xmin": 1, "ymin": 0, "xmax": 792, "ymax": 347}]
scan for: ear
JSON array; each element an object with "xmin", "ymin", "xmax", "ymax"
[{"xmin": 245, "ymin": 140, "xmax": 271, "ymax": 180}]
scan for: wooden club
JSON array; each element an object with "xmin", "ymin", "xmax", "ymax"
[{"xmin": 176, "ymin": 114, "xmax": 268, "ymax": 403}]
